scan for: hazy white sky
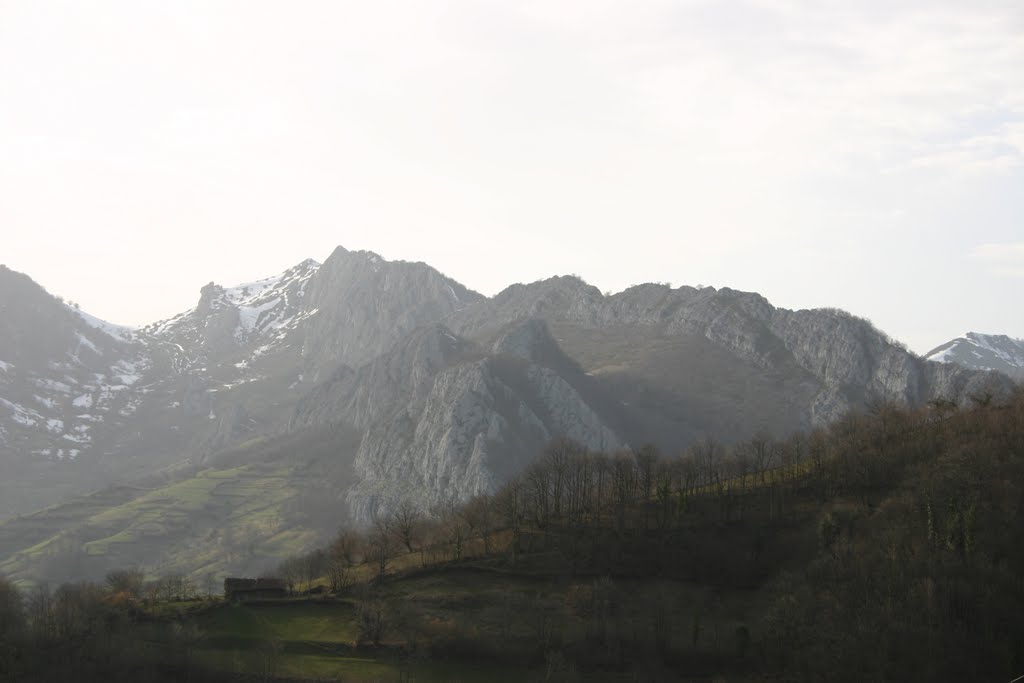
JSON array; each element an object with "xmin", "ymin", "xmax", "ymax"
[{"xmin": 2, "ymin": 0, "xmax": 1022, "ymax": 353}]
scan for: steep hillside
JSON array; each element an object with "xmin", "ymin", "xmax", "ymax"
[
  {"xmin": 0, "ymin": 266, "xmax": 172, "ymax": 517},
  {"xmin": 0, "ymin": 425, "xmax": 362, "ymax": 585}
]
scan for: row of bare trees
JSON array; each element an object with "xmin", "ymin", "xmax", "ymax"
[
  {"xmin": 277, "ymin": 392, "xmax": 1023, "ymax": 588},
  {"xmin": 279, "ymin": 493, "xmax": 506, "ymax": 591},
  {"xmin": 275, "ymin": 431, "xmax": 823, "ymax": 584}
]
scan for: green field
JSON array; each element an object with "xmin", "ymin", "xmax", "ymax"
[
  {"xmin": 0, "ymin": 461, "xmax": 330, "ymax": 586},
  {"xmin": 189, "ymin": 597, "xmax": 535, "ymax": 682}
]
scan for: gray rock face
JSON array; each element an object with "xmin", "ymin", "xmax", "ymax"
[
  {"xmin": 301, "ymin": 247, "xmax": 483, "ymax": 371},
  {"xmin": 293, "ymin": 323, "xmax": 473, "ymax": 432},
  {"xmin": 294, "ymin": 318, "xmax": 621, "ymax": 521},
  {"xmin": 346, "ymin": 349, "xmax": 623, "ymax": 521},
  {"xmin": 453, "ymin": 281, "xmax": 1013, "ymax": 430}
]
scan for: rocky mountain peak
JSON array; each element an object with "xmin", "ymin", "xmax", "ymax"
[
  {"xmin": 926, "ymin": 332, "xmax": 1024, "ymax": 380},
  {"xmin": 196, "ymin": 282, "xmax": 227, "ymax": 313},
  {"xmin": 301, "ymin": 247, "xmax": 482, "ymax": 369},
  {"xmin": 492, "ymin": 275, "xmax": 603, "ymax": 309}
]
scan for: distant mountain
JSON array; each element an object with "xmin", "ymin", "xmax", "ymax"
[
  {"xmin": 925, "ymin": 332, "xmax": 1024, "ymax": 380},
  {"xmin": 1, "ymin": 249, "xmax": 1015, "ymax": 551}
]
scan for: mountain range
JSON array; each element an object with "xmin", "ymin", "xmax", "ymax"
[{"xmin": 0, "ymin": 247, "xmax": 1017, "ymax": 582}]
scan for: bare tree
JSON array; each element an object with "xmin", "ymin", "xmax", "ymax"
[
  {"xmin": 446, "ymin": 515, "xmax": 468, "ymax": 562},
  {"xmin": 368, "ymin": 513, "xmax": 395, "ymax": 581},
  {"xmin": 326, "ymin": 527, "xmax": 362, "ymax": 593},
  {"xmin": 592, "ymin": 453, "xmax": 609, "ymax": 525},
  {"xmin": 204, "ymin": 571, "xmax": 218, "ymax": 599},
  {"xmin": 564, "ymin": 449, "xmax": 591, "ymax": 526},
  {"xmin": 654, "ymin": 460, "xmax": 675, "ymax": 530},
  {"xmin": 494, "ymin": 478, "xmax": 524, "ymax": 564},
  {"xmin": 104, "ymin": 567, "xmax": 145, "ymax": 599},
  {"xmin": 524, "ymin": 459, "xmax": 552, "ymax": 529},
  {"xmin": 355, "ymin": 586, "xmax": 389, "ymax": 645},
  {"xmin": 749, "ymin": 432, "xmax": 778, "ymax": 486},
  {"xmin": 326, "ymin": 555, "xmax": 354, "ymax": 594},
  {"xmin": 673, "ymin": 453, "xmax": 699, "ymax": 522},
  {"xmin": 611, "ymin": 451, "xmax": 637, "ymax": 530},
  {"xmin": 331, "ymin": 528, "xmax": 364, "ymax": 567},
  {"xmin": 27, "ymin": 584, "xmax": 55, "ymax": 643},
  {"xmin": 730, "ymin": 442, "xmax": 752, "ymax": 520},
  {"xmin": 393, "ymin": 500, "xmax": 422, "ymax": 554},
  {"xmin": 544, "ymin": 437, "xmax": 577, "ymax": 521},
  {"xmin": 461, "ymin": 495, "xmax": 498, "ymax": 555},
  {"xmin": 301, "ymin": 549, "xmax": 328, "ymax": 592},
  {"xmin": 634, "ymin": 444, "xmax": 658, "ymax": 502},
  {"xmin": 278, "ymin": 556, "xmax": 304, "ymax": 595},
  {"xmin": 808, "ymin": 429, "xmax": 830, "ymax": 500},
  {"xmin": 0, "ymin": 576, "xmax": 25, "ymax": 640}
]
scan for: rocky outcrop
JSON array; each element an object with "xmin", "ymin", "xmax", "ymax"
[
  {"xmin": 301, "ymin": 247, "xmax": 483, "ymax": 370},
  {"xmin": 347, "ymin": 352, "xmax": 623, "ymax": 521},
  {"xmin": 293, "ymin": 323, "xmax": 475, "ymax": 431},
  {"xmin": 294, "ymin": 317, "xmax": 622, "ymax": 521}
]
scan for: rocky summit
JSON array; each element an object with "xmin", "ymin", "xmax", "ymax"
[
  {"xmin": 926, "ymin": 332, "xmax": 1024, "ymax": 380},
  {"xmin": 0, "ymin": 251, "xmax": 1015, "ymax": 527}
]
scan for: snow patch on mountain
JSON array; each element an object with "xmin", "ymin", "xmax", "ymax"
[
  {"xmin": 926, "ymin": 332, "xmax": 1024, "ymax": 379},
  {"xmin": 32, "ymin": 378, "xmax": 73, "ymax": 394},
  {"xmin": 144, "ymin": 259, "xmax": 320, "ymax": 357},
  {"xmin": 73, "ymin": 331, "xmax": 101, "ymax": 356},
  {"xmin": 110, "ymin": 358, "xmax": 146, "ymax": 386},
  {"xmin": 224, "ymin": 262, "xmax": 320, "ymax": 344},
  {"xmin": 0, "ymin": 398, "xmax": 43, "ymax": 427},
  {"xmin": 72, "ymin": 307, "xmax": 139, "ymax": 343},
  {"xmin": 33, "ymin": 395, "xmax": 57, "ymax": 409}
]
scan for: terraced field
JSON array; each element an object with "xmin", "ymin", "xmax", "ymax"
[{"xmin": 0, "ymin": 462, "xmax": 329, "ymax": 586}]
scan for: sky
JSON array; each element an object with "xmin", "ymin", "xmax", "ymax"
[{"xmin": 1, "ymin": 0, "xmax": 1022, "ymax": 354}]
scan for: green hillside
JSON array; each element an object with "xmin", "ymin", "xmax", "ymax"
[{"xmin": 0, "ymin": 425, "xmax": 361, "ymax": 586}]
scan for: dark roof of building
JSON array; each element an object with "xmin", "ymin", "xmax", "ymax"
[{"xmin": 223, "ymin": 578, "xmax": 288, "ymax": 592}]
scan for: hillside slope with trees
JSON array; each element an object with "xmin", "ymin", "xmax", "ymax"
[{"xmin": 4, "ymin": 390, "xmax": 1020, "ymax": 681}]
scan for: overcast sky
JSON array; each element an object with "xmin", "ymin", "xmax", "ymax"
[{"xmin": 2, "ymin": 1, "xmax": 1022, "ymax": 353}]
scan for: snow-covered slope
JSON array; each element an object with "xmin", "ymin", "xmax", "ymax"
[
  {"xmin": 143, "ymin": 258, "xmax": 320, "ymax": 358},
  {"xmin": 926, "ymin": 332, "xmax": 1024, "ymax": 380},
  {"xmin": 0, "ymin": 266, "xmax": 152, "ymax": 464}
]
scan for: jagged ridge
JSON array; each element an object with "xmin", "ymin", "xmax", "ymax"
[{"xmin": 1, "ymin": 251, "xmax": 1016, "ymax": 527}]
